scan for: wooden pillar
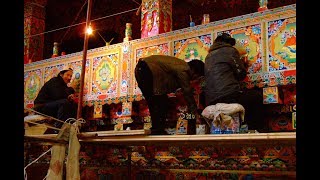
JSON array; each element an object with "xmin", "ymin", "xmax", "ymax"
[
  {"xmin": 141, "ymin": 0, "xmax": 172, "ymax": 38},
  {"xmin": 24, "ymin": 0, "xmax": 47, "ymax": 64}
]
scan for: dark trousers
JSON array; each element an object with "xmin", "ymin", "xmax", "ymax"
[
  {"xmin": 35, "ymin": 99, "xmax": 77, "ymax": 128},
  {"xmin": 135, "ymin": 60, "xmax": 169, "ymax": 133},
  {"xmin": 210, "ymin": 88, "xmax": 266, "ymax": 132}
]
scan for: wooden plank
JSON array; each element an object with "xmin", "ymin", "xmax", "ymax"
[
  {"xmin": 80, "ymin": 132, "xmax": 296, "ymax": 146},
  {"xmin": 24, "ymin": 129, "xmax": 151, "ymax": 143},
  {"xmin": 78, "ymin": 129, "xmax": 151, "ymax": 138},
  {"xmin": 25, "ymin": 131, "xmax": 296, "ymax": 146},
  {"xmin": 24, "ymin": 135, "xmax": 68, "ymax": 144}
]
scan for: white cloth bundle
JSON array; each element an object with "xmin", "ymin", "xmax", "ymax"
[
  {"xmin": 201, "ymin": 103, "xmax": 245, "ymax": 127},
  {"xmin": 24, "ymin": 114, "xmax": 47, "ymax": 122}
]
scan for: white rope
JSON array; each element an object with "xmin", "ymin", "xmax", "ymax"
[
  {"xmin": 65, "ymin": 117, "xmax": 86, "ymax": 133},
  {"xmin": 24, "ymin": 147, "xmax": 52, "ymax": 180},
  {"xmin": 42, "ymin": 173, "xmax": 48, "ymax": 180},
  {"xmin": 25, "ymin": 7, "xmax": 139, "ymax": 38},
  {"xmin": 24, "ymin": 117, "xmax": 86, "ymax": 180}
]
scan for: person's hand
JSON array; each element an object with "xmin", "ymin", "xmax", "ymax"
[
  {"xmin": 68, "ymin": 93, "xmax": 78, "ymax": 102},
  {"xmin": 67, "ymin": 94, "xmax": 75, "ymax": 101},
  {"xmin": 241, "ymin": 55, "xmax": 249, "ymax": 69},
  {"xmin": 175, "ymin": 88, "xmax": 183, "ymax": 97},
  {"xmin": 234, "ymin": 43, "xmax": 247, "ymax": 56}
]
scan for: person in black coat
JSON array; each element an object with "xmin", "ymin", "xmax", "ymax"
[
  {"xmin": 204, "ymin": 33, "xmax": 266, "ymax": 132},
  {"xmin": 34, "ymin": 68, "xmax": 78, "ymax": 125}
]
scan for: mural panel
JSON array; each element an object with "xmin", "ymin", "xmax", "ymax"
[
  {"xmin": 120, "ymin": 42, "xmax": 131, "ymax": 97},
  {"xmin": 136, "ymin": 43, "xmax": 169, "ymax": 59},
  {"xmin": 243, "ymin": 69, "xmax": 296, "ymax": 88},
  {"xmin": 268, "ymin": 17, "xmax": 296, "ymax": 71},
  {"xmin": 174, "ymin": 34, "xmax": 211, "ymax": 62},
  {"xmin": 24, "ymin": 4, "xmax": 296, "ymax": 102},
  {"xmin": 92, "ymin": 54, "xmax": 119, "ymax": 102},
  {"xmin": 24, "ymin": 69, "xmax": 42, "ymax": 107}
]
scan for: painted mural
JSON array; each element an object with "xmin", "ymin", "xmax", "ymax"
[
  {"xmin": 24, "ymin": 4, "xmax": 296, "ymax": 105},
  {"xmin": 268, "ymin": 17, "xmax": 296, "ymax": 71},
  {"xmin": 24, "ymin": 69, "xmax": 42, "ymax": 107},
  {"xmin": 92, "ymin": 54, "xmax": 119, "ymax": 102},
  {"xmin": 243, "ymin": 69, "xmax": 296, "ymax": 88},
  {"xmin": 263, "ymin": 86, "xmax": 280, "ymax": 104},
  {"xmin": 120, "ymin": 42, "xmax": 131, "ymax": 96},
  {"xmin": 141, "ymin": 0, "xmax": 160, "ymax": 38},
  {"xmin": 174, "ymin": 34, "xmax": 212, "ymax": 62},
  {"xmin": 136, "ymin": 43, "xmax": 169, "ymax": 59}
]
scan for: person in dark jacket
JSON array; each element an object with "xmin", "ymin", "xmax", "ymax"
[
  {"xmin": 204, "ymin": 33, "xmax": 265, "ymax": 132},
  {"xmin": 34, "ymin": 68, "xmax": 78, "ymax": 125},
  {"xmin": 134, "ymin": 55, "xmax": 204, "ymax": 135}
]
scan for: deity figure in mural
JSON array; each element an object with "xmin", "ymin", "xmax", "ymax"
[
  {"xmin": 185, "ymin": 48, "xmax": 201, "ymax": 62},
  {"xmin": 280, "ymin": 34, "xmax": 296, "ymax": 64},
  {"xmin": 70, "ymin": 71, "xmax": 81, "ymax": 93},
  {"xmin": 99, "ymin": 63, "xmax": 111, "ymax": 81},
  {"xmin": 147, "ymin": 13, "xmax": 154, "ymax": 32},
  {"xmin": 121, "ymin": 80, "xmax": 127, "ymax": 92},
  {"xmin": 26, "ymin": 74, "xmax": 39, "ymax": 100},
  {"xmin": 98, "ymin": 63, "xmax": 113, "ymax": 90}
]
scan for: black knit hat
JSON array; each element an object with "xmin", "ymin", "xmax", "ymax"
[
  {"xmin": 58, "ymin": 68, "xmax": 73, "ymax": 76},
  {"xmin": 214, "ymin": 33, "xmax": 236, "ymax": 46}
]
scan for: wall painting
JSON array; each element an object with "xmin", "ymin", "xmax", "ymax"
[
  {"xmin": 174, "ymin": 34, "xmax": 212, "ymax": 62},
  {"xmin": 268, "ymin": 18, "xmax": 296, "ymax": 71}
]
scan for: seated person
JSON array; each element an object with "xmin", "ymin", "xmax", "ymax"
[{"xmin": 33, "ymin": 68, "xmax": 78, "ymax": 129}]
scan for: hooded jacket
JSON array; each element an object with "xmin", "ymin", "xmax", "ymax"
[{"xmin": 204, "ymin": 41, "xmax": 247, "ymax": 106}]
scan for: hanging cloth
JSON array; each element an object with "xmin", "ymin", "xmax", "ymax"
[{"xmin": 66, "ymin": 123, "xmax": 81, "ymax": 180}]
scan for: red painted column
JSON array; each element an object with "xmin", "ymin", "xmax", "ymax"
[
  {"xmin": 141, "ymin": 0, "xmax": 172, "ymax": 38},
  {"xmin": 24, "ymin": 0, "xmax": 47, "ymax": 64}
]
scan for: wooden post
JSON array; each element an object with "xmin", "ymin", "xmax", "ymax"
[{"xmin": 77, "ymin": 0, "xmax": 93, "ymax": 119}]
